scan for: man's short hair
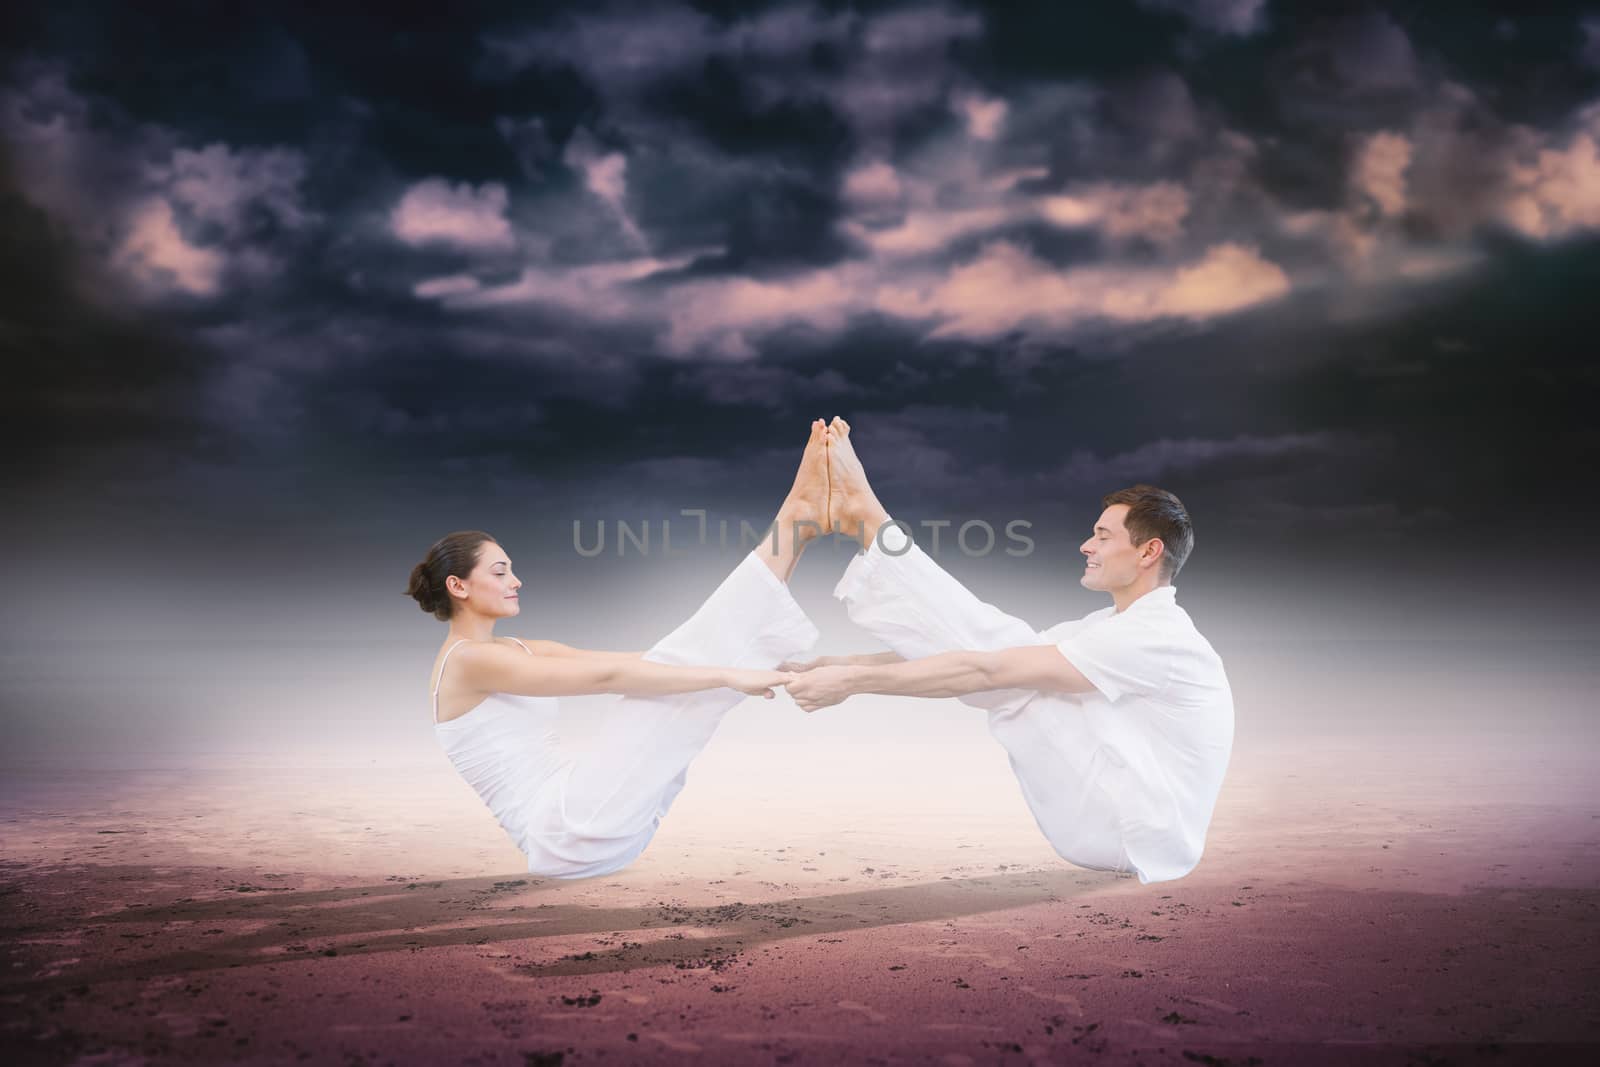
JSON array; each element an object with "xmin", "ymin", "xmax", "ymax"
[{"xmin": 1101, "ymin": 485, "xmax": 1194, "ymax": 582}]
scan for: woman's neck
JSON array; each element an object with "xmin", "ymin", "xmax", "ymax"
[{"xmin": 447, "ymin": 613, "xmax": 497, "ymax": 643}]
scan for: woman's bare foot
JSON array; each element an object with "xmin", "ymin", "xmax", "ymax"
[
  {"xmin": 778, "ymin": 419, "xmax": 829, "ymax": 541},
  {"xmin": 760, "ymin": 420, "xmax": 830, "ymax": 582},
  {"xmin": 826, "ymin": 417, "xmax": 889, "ymax": 547}
]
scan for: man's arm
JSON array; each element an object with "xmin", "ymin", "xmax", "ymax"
[{"xmin": 787, "ymin": 645, "xmax": 1095, "ymax": 712}]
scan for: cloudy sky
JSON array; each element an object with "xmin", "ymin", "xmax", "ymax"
[{"xmin": 3, "ymin": 0, "xmax": 1599, "ymax": 665}]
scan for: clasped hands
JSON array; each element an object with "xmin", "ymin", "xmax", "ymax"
[{"xmin": 778, "ymin": 658, "xmax": 869, "ymax": 714}]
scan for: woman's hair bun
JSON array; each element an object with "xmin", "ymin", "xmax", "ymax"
[
  {"xmin": 404, "ymin": 531, "xmax": 496, "ymax": 622},
  {"xmin": 406, "ymin": 561, "xmax": 437, "ymax": 615}
]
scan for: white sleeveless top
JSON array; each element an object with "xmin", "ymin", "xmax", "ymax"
[{"xmin": 433, "ymin": 637, "xmax": 565, "ymax": 854}]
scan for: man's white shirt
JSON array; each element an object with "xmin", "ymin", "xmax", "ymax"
[{"xmin": 1045, "ymin": 585, "xmax": 1234, "ymax": 882}]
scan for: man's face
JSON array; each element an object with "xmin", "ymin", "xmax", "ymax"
[{"xmin": 1078, "ymin": 504, "xmax": 1149, "ymax": 592}]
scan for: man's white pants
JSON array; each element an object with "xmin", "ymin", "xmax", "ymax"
[
  {"xmin": 834, "ymin": 533, "xmax": 1134, "ymax": 875},
  {"xmin": 520, "ymin": 551, "xmax": 819, "ymax": 877}
]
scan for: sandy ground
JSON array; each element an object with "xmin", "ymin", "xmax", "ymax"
[{"xmin": 3, "ymin": 734, "xmax": 1598, "ymax": 1066}]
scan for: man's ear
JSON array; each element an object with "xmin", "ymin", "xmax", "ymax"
[{"xmin": 1140, "ymin": 537, "xmax": 1166, "ymax": 570}]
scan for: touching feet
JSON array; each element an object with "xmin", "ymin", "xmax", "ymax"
[{"xmin": 762, "ymin": 416, "xmax": 889, "ymax": 582}]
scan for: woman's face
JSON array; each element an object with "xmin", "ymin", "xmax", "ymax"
[{"xmin": 453, "ymin": 542, "xmax": 521, "ymax": 618}]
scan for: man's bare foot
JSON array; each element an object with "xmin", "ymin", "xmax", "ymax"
[
  {"xmin": 777, "ymin": 419, "xmax": 829, "ymax": 544},
  {"xmin": 826, "ymin": 416, "xmax": 889, "ymax": 546}
]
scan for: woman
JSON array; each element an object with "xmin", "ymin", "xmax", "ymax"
[{"xmin": 407, "ymin": 421, "xmax": 831, "ymax": 877}]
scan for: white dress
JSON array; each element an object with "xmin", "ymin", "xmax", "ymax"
[
  {"xmin": 433, "ymin": 550, "xmax": 820, "ymax": 878},
  {"xmin": 834, "ymin": 525, "xmax": 1233, "ymax": 884}
]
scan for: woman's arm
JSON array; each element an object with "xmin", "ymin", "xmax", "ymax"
[
  {"xmin": 459, "ymin": 642, "xmax": 785, "ymax": 699},
  {"xmin": 519, "ymin": 639, "xmax": 646, "ymax": 660}
]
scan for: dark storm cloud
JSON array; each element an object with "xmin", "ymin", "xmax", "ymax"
[
  {"xmin": 1398, "ymin": 5, "xmax": 1600, "ymax": 127},
  {"xmin": 0, "ymin": 156, "xmax": 223, "ymax": 488},
  {"xmin": 1138, "ymin": 0, "xmax": 1267, "ymax": 38},
  {"xmin": 3, "ymin": 0, "xmax": 1598, "ymax": 558}
]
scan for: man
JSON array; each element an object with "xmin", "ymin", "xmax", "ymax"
[{"xmin": 785, "ymin": 418, "xmax": 1233, "ymax": 884}]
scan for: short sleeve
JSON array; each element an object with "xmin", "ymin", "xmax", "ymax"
[
  {"xmin": 1055, "ymin": 612, "xmax": 1173, "ymax": 703},
  {"xmin": 1038, "ymin": 620, "xmax": 1077, "ymax": 644},
  {"xmin": 1039, "ymin": 612, "xmax": 1106, "ymax": 645}
]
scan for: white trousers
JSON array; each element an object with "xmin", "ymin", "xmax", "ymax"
[
  {"xmin": 520, "ymin": 551, "xmax": 819, "ymax": 877},
  {"xmin": 835, "ymin": 535, "xmax": 1134, "ymax": 875}
]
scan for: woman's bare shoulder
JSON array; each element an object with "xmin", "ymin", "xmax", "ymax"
[{"xmin": 435, "ymin": 639, "xmax": 521, "ymax": 678}]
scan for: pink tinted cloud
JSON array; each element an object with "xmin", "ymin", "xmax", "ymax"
[
  {"xmin": 390, "ymin": 178, "xmax": 515, "ymax": 251},
  {"xmin": 1500, "ymin": 116, "xmax": 1600, "ymax": 239},
  {"xmin": 846, "ymin": 203, "xmax": 1018, "ymax": 258},
  {"xmin": 1334, "ymin": 90, "xmax": 1600, "ymax": 250},
  {"xmin": 1351, "ymin": 131, "xmax": 1412, "ymax": 217},
  {"xmin": 563, "ymin": 130, "xmax": 642, "ymax": 246},
  {"xmin": 1040, "ymin": 181, "xmax": 1191, "ymax": 244},
  {"xmin": 433, "ymin": 233, "xmax": 1292, "ymax": 356},
  {"xmin": 842, "ymin": 161, "xmax": 905, "ymax": 207},
  {"xmin": 155, "ymin": 143, "xmax": 309, "ymax": 236},
  {"xmin": 1160, "ymin": 242, "xmax": 1291, "ymax": 317},
  {"xmin": 954, "ymin": 92, "xmax": 1007, "ymax": 141},
  {"xmin": 434, "ymin": 254, "xmax": 694, "ymax": 319},
  {"xmin": 412, "ymin": 274, "xmax": 482, "ymax": 299},
  {"xmin": 1, "ymin": 71, "xmax": 303, "ymax": 298},
  {"xmin": 665, "ymin": 266, "xmax": 868, "ymax": 357},
  {"xmin": 1, "ymin": 72, "xmax": 314, "ymax": 298},
  {"xmin": 894, "ymin": 240, "xmax": 1288, "ymax": 339},
  {"xmin": 114, "ymin": 198, "xmax": 224, "ymax": 296}
]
